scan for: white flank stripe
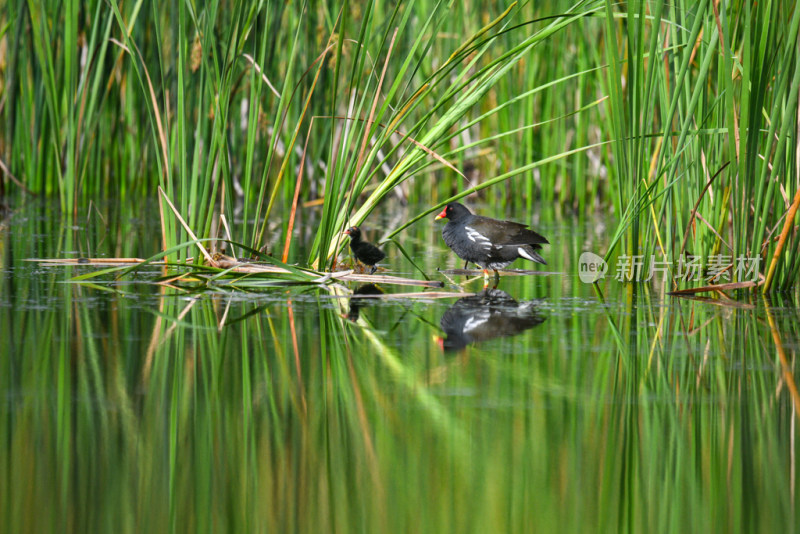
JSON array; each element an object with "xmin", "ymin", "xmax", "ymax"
[
  {"xmin": 465, "ymin": 227, "xmax": 489, "ymax": 244},
  {"xmin": 464, "ymin": 313, "xmax": 490, "ymax": 332}
]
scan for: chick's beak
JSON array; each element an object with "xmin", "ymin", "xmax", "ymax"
[{"xmin": 434, "ymin": 208, "xmax": 447, "ymax": 221}]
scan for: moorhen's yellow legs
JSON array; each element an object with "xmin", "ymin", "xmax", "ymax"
[{"xmin": 481, "ymin": 269, "xmax": 500, "ymax": 289}]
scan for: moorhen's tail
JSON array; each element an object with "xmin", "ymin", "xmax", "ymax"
[{"xmin": 518, "ymin": 245, "xmax": 547, "ymax": 265}]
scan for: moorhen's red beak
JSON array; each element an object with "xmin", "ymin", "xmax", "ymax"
[
  {"xmin": 343, "ymin": 228, "xmax": 352, "ymax": 235},
  {"xmin": 434, "ymin": 208, "xmax": 448, "ymax": 220}
]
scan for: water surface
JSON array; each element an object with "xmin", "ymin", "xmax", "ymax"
[{"xmin": 1, "ymin": 202, "xmax": 798, "ymax": 533}]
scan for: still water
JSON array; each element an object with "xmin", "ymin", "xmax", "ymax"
[{"xmin": 1, "ymin": 202, "xmax": 799, "ymax": 533}]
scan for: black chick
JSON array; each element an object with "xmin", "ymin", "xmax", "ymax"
[{"xmin": 343, "ymin": 226, "xmax": 385, "ymax": 274}]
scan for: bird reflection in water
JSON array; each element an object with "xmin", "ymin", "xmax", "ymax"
[
  {"xmin": 438, "ymin": 288, "xmax": 545, "ymax": 352},
  {"xmin": 345, "ymin": 284, "xmax": 384, "ymax": 322}
]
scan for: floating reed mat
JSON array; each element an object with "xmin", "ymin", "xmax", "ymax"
[
  {"xmin": 667, "ymin": 277, "xmax": 765, "ymax": 297},
  {"xmin": 436, "ymin": 268, "xmax": 557, "ymax": 276},
  {"xmin": 27, "ymin": 257, "xmax": 444, "ymax": 288},
  {"xmin": 328, "ymin": 290, "xmax": 471, "ymax": 300}
]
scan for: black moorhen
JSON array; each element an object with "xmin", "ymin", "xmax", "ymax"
[
  {"xmin": 343, "ymin": 226, "xmax": 385, "ymax": 274},
  {"xmin": 438, "ymin": 288, "xmax": 545, "ymax": 351},
  {"xmin": 435, "ymin": 202, "xmax": 548, "ymax": 287}
]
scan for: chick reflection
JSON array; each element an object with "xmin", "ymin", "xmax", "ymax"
[
  {"xmin": 346, "ymin": 284, "xmax": 384, "ymax": 322},
  {"xmin": 439, "ymin": 288, "xmax": 545, "ymax": 352}
]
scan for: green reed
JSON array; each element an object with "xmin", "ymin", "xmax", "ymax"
[
  {"xmin": 1, "ymin": 1, "xmax": 798, "ymax": 289},
  {"xmin": 601, "ymin": 1, "xmax": 800, "ymax": 291}
]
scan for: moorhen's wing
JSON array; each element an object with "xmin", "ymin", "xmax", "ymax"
[
  {"xmin": 353, "ymin": 241, "xmax": 386, "ymax": 264},
  {"xmin": 467, "ymin": 216, "xmax": 549, "ymax": 246},
  {"xmin": 503, "ymin": 223, "xmax": 549, "ymax": 246}
]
